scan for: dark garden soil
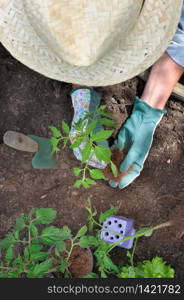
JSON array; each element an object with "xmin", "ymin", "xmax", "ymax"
[{"xmin": 0, "ymin": 43, "xmax": 184, "ymax": 277}]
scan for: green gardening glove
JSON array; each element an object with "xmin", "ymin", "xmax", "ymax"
[
  {"xmin": 109, "ymin": 97, "xmax": 166, "ymax": 189},
  {"xmin": 28, "ymin": 135, "xmax": 58, "ymax": 169}
]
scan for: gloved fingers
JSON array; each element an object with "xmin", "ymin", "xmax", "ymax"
[
  {"xmin": 115, "ymin": 127, "xmax": 130, "ymax": 151},
  {"xmin": 109, "ymin": 164, "xmax": 140, "ymax": 189},
  {"xmin": 118, "ymin": 166, "xmax": 141, "ymax": 189},
  {"xmin": 119, "ymin": 146, "xmax": 140, "ymax": 173},
  {"xmin": 108, "ymin": 180, "xmax": 119, "ymax": 188},
  {"xmin": 108, "ymin": 148, "xmax": 140, "ymax": 188}
]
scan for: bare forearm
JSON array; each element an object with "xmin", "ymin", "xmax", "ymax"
[{"xmin": 141, "ymin": 52, "xmax": 184, "ymax": 109}]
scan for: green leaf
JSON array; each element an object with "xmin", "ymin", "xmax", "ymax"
[
  {"xmin": 35, "ymin": 208, "xmax": 56, "ymax": 225},
  {"xmin": 27, "ymin": 259, "xmax": 52, "ymax": 278},
  {"xmin": 87, "ymin": 216, "xmax": 95, "ymax": 232},
  {"xmin": 89, "ymin": 169, "xmax": 105, "ymax": 180},
  {"xmin": 73, "ymin": 118, "xmax": 86, "ymax": 131},
  {"xmin": 141, "ymin": 257, "xmax": 175, "ymax": 278},
  {"xmin": 110, "ymin": 161, "xmax": 118, "ymax": 177},
  {"xmin": 61, "ymin": 120, "xmax": 70, "ymax": 135},
  {"xmin": 55, "ymin": 240, "xmax": 66, "ymax": 253},
  {"xmin": 29, "ymin": 244, "xmax": 42, "ymax": 253},
  {"xmin": 91, "ymin": 130, "xmax": 113, "ymax": 142},
  {"xmin": 103, "ymin": 255, "xmax": 119, "ymax": 273},
  {"xmin": 81, "ymin": 142, "xmax": 92, "ymax": 163},
  {"xmin": 99, "ymin": 111, "xmax": 116, "ymax": 120},
  {"xmin": 100, "ymin": 270, "xmax": 108, "ymax": 278},
  {"xmin": 73, "ymin": 180, "xmax": 82, "ymax": 188},
  {"xmin": 118, "ymin": 257, "xmax": 175, "ymax": 278},
  {"xmin": 50, "ymin": 137, "xmax": 60, "ymax": 153},
  {"xmin": 12, "ymin": 256, "xmax": 23, "ymax": 267},
  {"xmin": 143, "ymin": 228, "xmax": 154, "ymax": 237},
  {"xmin": 14, "ymin": 217, "xmax": 25, "ymax": 231},
  {"xmin": 79, "ymin": 236, "xmax": 98, "ymax": 248},
  {"xmin": 49, "ymin": 125, "xmax": 62, "ymax": 138},
  {"xmin": 97, "ymin": 105, "xmax": 107, "ymax": 112},
  {"xmin": 9, "ymin": 271, "xmax": 20, "ymax": 278},
  {"xmin": 85, "ymin": 178, "xmax": 96, "ymax": 186},
  {"xmin": 28, "ymin": 244, "xmax": 49, "ymax": 262},
  {"xmin": 14, "ymin": 230, "xmax": 20, "ymax": 241},
  {"xmin": 30, "ymin": 224, "xmax": 38, "ymax": 237},
  {"xmin": 31, "ymin": 252, "xmax": 48, "ymax": 262},
  {"xmin": 24, "ymin": 246, "xmax": 30, "ymax": 260},
  {"xmin": 70, "ymin": 137, "xmax": 84, "ymax": 149},
  {"xmin": 95, "ymin": 145, "xmax": 111, "ymax": 162},
  {"xmin": 81, "ymin": 181, "xmax": 90, "ymax": 189},
  {"xmin": 0, "ymin": 233, "xmax": 16, "ymax": 250},
  {"xmin": 86, "ymin": 120, "xmax": 97, "ymax": 135},
  {"xmin": 5, "ymin": 245, "xmax": 14, "ymax": 264},
  {"xmin": 0, "ymin": 272, "xmax": 7, "ymax": 278},
  {"xmin": 98, "ymin": 118, "xmax": 116, "ymax": 127},
  {"xmin": 83, "ymin": 272, "xmax": 99, "ymax": 278},
  {"xmin": 73, "ymin": 168, "xmax": 82, "ymax": 177},
  {"xmin": 76, "ymin": 225, "xmax": 87, "ymax": 238},
  {"xmin": 136, "ymin": 227, "xmax": 154, "ymax": 238},
  {"xmin": 99, "ymin": 207, "xmax": 118, "ymax": 224},
  {"xmin": 118, "ymin": 266, "xmax": 136, "ymax": 278},
  {"xmin": 126, "ymin": 251, "xmax": 132, "ymax": 259},
  {"xmin": 58, "ymin": 258, "xmax": 68, "ymax": 273},
  {"xmin": 62, "ymin": 225, "xmax": 71, "ymax": 234},
  {"xmin": 41, "ymin": 226, "xmax": 70, "ymax": 245}
]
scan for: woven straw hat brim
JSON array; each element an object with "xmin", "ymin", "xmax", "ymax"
[{"xmin": 0, "ymin": 0, "xmax": 183, "ymax": 86}]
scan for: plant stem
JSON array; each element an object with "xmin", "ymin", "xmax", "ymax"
[
  {"xmin": 153, "ymin": 221, "xmax": 172, "ymax": 231},
  {"xmin": 66, "ymin": 240, "xmax": 74, "ymax": 262},
  {"xmin": 81, "ymin": 150, "xmax": 95, "ymax": 181},
  {"xmin": 82, "ymin": 164, "xmax": 88, "ymax": 181},
  {"xmin": 130, "ymin": 238, "xmax": 138, "ymax": 267},
  {"xmin": 28, "ymin": 227, "xmax": 31, "ymax": 246},
  {"xmin": 107, "ymin": 220, "xmax": 174, "ymax": 254}
]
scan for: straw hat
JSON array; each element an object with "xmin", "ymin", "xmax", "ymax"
[{"xmin": 0, "ymin": 0, "xmax": 182, "ymax": 86}]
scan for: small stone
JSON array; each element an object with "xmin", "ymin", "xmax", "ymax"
[
  {"xmin": 167, "ymin": 159, "xmax": 171, "ymax": 164},
  {"xmin": 40, "ymin": 194, "xmax": 47, "ymax": 199}
]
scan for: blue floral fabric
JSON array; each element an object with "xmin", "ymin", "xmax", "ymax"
[{"xmin": 167, "ymin": 1, "xmax": 184, "ymax": 67}]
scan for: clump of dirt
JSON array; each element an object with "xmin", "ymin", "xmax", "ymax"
[
  {"xmin": 68, "ymin": 246, "xmax": 93, "ymax": 277},
  {"xmin": 52, "ymin": 240, "xmax": 93, "ymax": 278}
]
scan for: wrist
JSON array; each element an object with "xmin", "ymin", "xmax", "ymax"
[
  {"xmin": 134, "ymin": 96, "xmax": 166, "ymax": 118},
  {"xmin": 140, "ymin": 94, "xmax": 167, "ymax": 110}
]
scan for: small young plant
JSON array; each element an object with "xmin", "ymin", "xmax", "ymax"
[
  {"xmin": 117, "ymin": 255, "xmax": 175, "ymax": 278},
  {"xmin": 49, "ymin": 105, "xmax": 118, "ymax": 189},
  {"xmin": 0, "ymin": 208, "xmax": 98, "ymax": 278},
  {"xmin": 84, "ymin": 198, "xmax": 176, "ymax": 278}
]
